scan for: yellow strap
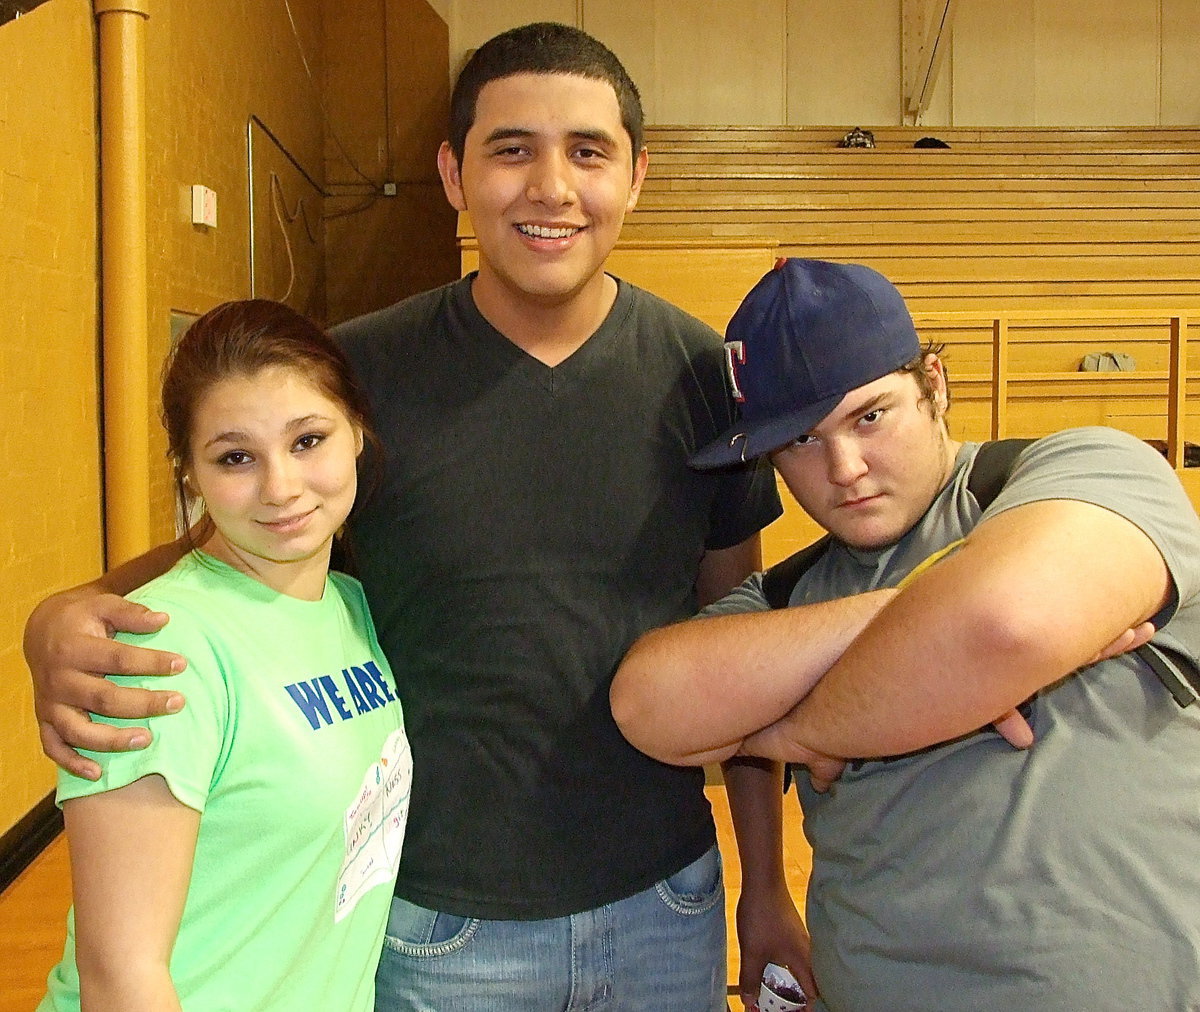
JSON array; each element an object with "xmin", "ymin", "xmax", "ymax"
[{"xmin": 896, "ymin": 538, "xmax": 966, "ymax": 589}]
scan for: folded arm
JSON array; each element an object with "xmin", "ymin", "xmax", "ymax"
[
  {"xmin": 66, "ymin": 773, "xmax": 198, "ymax": 1011},
  {"xmin": 610, "ymin": 588, "xmax": 895, "ymax": 766},
  {"xmin": 744, "ymin": 498, "xmax": 1171, "ymax": 760},
  {"xmin": 24, "ymin": 538, "xmax": 191, "ymax": 778}
]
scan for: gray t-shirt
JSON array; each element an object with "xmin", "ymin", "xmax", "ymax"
[{"xmin": 707, "ymin": 427, "xmax": 1200, "ymax": 1010}]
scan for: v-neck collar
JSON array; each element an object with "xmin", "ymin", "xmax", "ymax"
[{"xmin": 452, "ymin": 273, "xmax": 635, "ymax": 392}]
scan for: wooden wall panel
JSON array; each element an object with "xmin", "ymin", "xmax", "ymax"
[
  {"xmin": 1033, "ymin": 0, "xmax": 1159, "ymax": 126},
  {"xmin": 1162, "ymin": 0, "xmax": 1200, "ymax": 126},
  {"xmin": 582, "ymin": 3, "xmax": 658, "ymax": 121},
  {"xmin": 653, "ymin": 0, "xmax": 785, "ymax": 125},
  {"xmin": 785, "ymin": 0, "xmax": 902, "ymax": 126},
  {"xmin": 449, "ymin": 0, "xmax": 1193, "ymax": 129},
  {"xmin": 452, "ymin": 0, "xmax": 576, "ymax": 69},
  {"xmin": 323, "ymin": 0, "xmax": 457, "ymax": 324},
  {"xmin": 951, "ymin": 0, "xmax": 1037, "ymax": 125},
  {"xmin": 526, "ymin": 0, "xmax": 788, "ymax": 126}
]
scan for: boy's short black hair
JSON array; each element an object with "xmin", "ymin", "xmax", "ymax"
[{"xmin": 448, "ymin": 22, "xmax": 644, "ymax": 168}]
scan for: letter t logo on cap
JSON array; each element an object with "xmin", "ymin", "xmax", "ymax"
[{"xmin": 724, "ymin": 341, "xmax": 747, "ymax": 402}]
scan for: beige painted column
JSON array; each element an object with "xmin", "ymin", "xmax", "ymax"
[{"xmin": 94, "ymin": 0, "xmax": 151, "ymax": 567}]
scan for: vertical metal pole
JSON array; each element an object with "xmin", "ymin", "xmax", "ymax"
[
  {"xmin": 1167, "ymin": 315, "xmax": 1188, "ymax": 469},
  {"xmin": 95, "ymin": 0, "xmax": 152, "ymax": 567},
  {"xmin": 991, "ymin": 315, "xmax": 1009, "ymax": 439}
]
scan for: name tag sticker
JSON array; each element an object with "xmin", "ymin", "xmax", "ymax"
[{"xmin": 335, "ymin": 727, "xmax": 412, "ymax": 922}]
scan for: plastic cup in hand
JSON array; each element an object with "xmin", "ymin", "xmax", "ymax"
[{"xmin": 758, "ymin": 962, "xmax": 808, "ymax": 1011}]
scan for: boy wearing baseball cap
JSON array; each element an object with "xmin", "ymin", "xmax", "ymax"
[{"xmin": 612, "ymin": 258, "xmax": 1200, "ymax": 1011}]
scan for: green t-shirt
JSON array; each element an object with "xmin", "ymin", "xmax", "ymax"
[{"xmin": 41, "ymin": 552, "xmax": 409, "ymax": 1011}]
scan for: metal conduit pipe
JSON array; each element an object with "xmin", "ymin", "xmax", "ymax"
[{"xmin": 94, "ymin": 0, "xmax": 151, "ymax": 567}]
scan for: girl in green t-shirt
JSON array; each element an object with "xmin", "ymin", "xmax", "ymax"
[{"xmin": 42, "ymin": 300, "xmax": 410, "ymax": 1011}]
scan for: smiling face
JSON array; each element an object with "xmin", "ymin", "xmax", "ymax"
[
  {"xmin": 770, "ymin": 358, "xmax": 960, "ymax": 551},
  {"xmin": 186, "ymin": 366, "xmax": 362, "ymax": 600},
  {"xmin": 437, "ymin": 71, "xmax": 648, "ymax": 323}
]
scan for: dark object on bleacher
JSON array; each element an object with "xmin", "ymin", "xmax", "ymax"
[
  {"xmin": 838, "ymin": 127, "xmax": 875, "ymax": 148},
  {"xmin": 914, "ymin": 136, "xmax": 950, "ymax": 148},
  {"xmin": 1144, "ymin": 439, "xmax": 1200, "ymax": 467}
]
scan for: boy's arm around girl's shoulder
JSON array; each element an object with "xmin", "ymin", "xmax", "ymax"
[{"xmin": 24, "ymin": 534, "xmax": 195, "ymax": 781}]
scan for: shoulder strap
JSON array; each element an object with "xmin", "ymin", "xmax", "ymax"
[
  {"xmin": 1136, "ymin": 642, "xmax": 1199, "ymax": 708},
  {"xmin": 762, "ymin": 534, "xmax": 832, "ymax": 609},
  {"xmin": 965, "ymin": 437, "xmax": 1036, "ymax": 509}
]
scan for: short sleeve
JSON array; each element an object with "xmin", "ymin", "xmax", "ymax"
[
  {"xmin": 705, "ymin": 457, "xmax": 783, "ymax": 551},
  {"xmin": 983, "ymin": 426, "xmax": 1200, "ymax": 618},
  {"xmin": 698, "ymin": 571, "xmax": 772, "ymax": 618},
  {"xmin": 56, "ymin": 612, "xmax": 232, "ymax": 814}
]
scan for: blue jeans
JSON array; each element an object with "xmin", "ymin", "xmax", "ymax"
[{"xmin": 374, "ymin": 844, "xmax": 727, "ymax": 1011}]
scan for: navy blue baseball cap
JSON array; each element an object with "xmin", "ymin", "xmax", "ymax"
[{"xmin": 691, "ymin": 258, "xmax": 920, "ymax": 469}]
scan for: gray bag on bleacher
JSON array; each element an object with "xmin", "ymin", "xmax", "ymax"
[{"xmin": 1080, "ymin": 351, "xmax": 1136, "ymax": 371}]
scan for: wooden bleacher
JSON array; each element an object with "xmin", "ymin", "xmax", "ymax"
[
  {"xmin": 642, "ymin": 125, "xmax": 1200, "ymax": 149},
  {"xmin": 632, "ymin": 128, "xmax": 1200, "ymax": 302},
  {"xmin": 453, "ymin": 125, "xmax": 1200, "ymax": 555}
]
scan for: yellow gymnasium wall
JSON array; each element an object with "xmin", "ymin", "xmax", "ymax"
[
  {"xmin": 142, "ymin": 0, "xmax": 330, "ymax": 543},
  {"xmin": 0, "ymin": 0, "xmax": 453, "ymax": 842},
  {"xmin": 0, "ymin": 0, "xmax": 102, "ymax": 839},
  {"xmin": 0, "ymin": 0, "xmax": 332, "ymax": 841}
]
